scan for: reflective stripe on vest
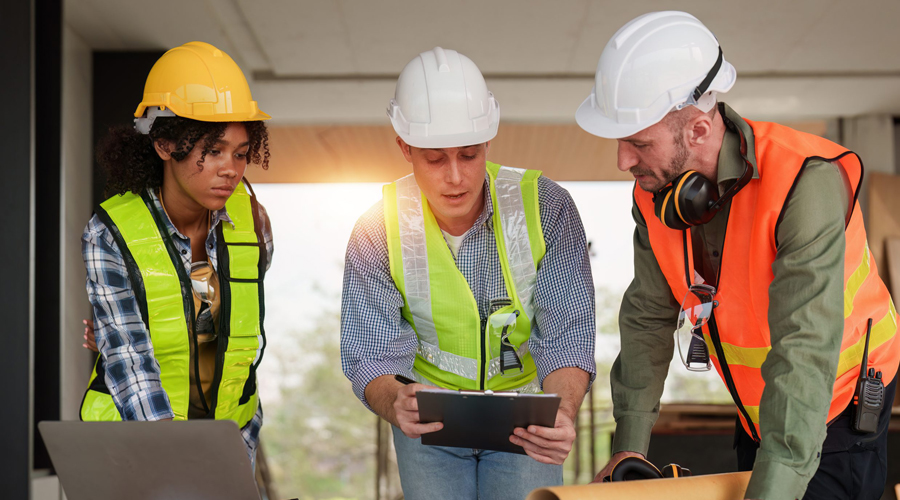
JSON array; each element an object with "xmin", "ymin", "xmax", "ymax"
[
  {"xmin": 410, "ymin": 366, "xmax": 543, "ymax": 394},
  {"xmin": 394, "ymin": 172, "xmax": 441, "ymax": 347},
  {"xmin": 80, "ymin": 182, "xmax": 265, "ymax": 428},
  {"xmin": 492, "ymin": 166, "xmax": 543, "ymax": 320},
  {"xmin": 384, "ymin": 162, "xmax": 546, "ymax": 390},
  {"xmin": 416, "ymin": 337, "xmax": 532, "ymax": 381},
  {"xmin": 212, "ymin": 182, "xmax": 265, "ymax": 426},
  {"xmin": 635, "ymin": 119, "xmax": 900, "ymax": 439}
]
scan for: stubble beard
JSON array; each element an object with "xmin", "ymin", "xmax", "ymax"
[{"xmin": 637, "ymin": 133, "xmax": 691, "ymax": 193}]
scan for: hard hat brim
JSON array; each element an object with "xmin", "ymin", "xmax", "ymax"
[
  {"xmin": 134, "ymin": 102, "xmax": 271, "ymax": 122},
  {"xmin": 575, "ymin": 96, "xmax": 648, "ymax": 139},
  {"xmin": 392, "ymin": 121, "xmax": 499, "ymax": 149}
]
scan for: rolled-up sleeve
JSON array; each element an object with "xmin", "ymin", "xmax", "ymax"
[
  {"xmin": 339, "ymin": 203, "xmax": 418, "ymax": 411},
  {"xmin": 529, "ymin": 177, "xmax": 597, "ymax": 386},
  {"xmin": 82, "ymin": 215, "xmax": 174, "ymax": 421}
]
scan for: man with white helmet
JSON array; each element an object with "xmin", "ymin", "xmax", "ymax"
[
  {"xmin": 341, "ymin": 47, "xmax": 595, "ymax": 499},
  {"xmin": 577, "ymin": 11, "xmax": 898, "ymax": 500}
]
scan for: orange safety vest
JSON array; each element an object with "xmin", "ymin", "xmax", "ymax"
[{"xmin": 634, "ymin": 119, "xmax": 899, "ymax": 440}]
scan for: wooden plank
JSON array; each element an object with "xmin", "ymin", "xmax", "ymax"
[
  {"xmin": 244, "ymin": 123, "xmax": 629, "ymax": 183},
  {"xmin": 245, "ymin": 120, "xmax": 829, "ymax": 184}
]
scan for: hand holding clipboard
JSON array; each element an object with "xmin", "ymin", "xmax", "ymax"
[
  {"xmin": 391, "ymin": 374, "xmax": 444, "ymax": 439},
  {"xmin": 395, "ymin": 375, "xmax": 561, "ymax": 455}
]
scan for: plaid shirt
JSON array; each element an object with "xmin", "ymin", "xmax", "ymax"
[
  {"xmin": 82, "ymin": 187, "xmax": 273, "ymax": 462},
  {"xmin": 341, "ymin": 174, "xmax": 596, "ymax": 409}
]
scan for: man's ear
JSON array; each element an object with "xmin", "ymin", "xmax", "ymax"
[
  {"xmin": 396, "ymin": 136, "xmax": 413, "ymax": 163},
  {"xmin": 483, "ymin": 140, "xmax": 491, "ymax": 156},
  {"xmin": 153, "ymin": 139, "xmax": 174, "ymax": 161},
  {"xmin": 687, "ymin": 113, "xmax": 713, "ymax": 147}
]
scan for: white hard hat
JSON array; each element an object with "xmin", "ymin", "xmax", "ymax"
[
  {"xmin": 388, "ymin": 47, "xmax": 500, "ymax": 148},
  {"xmin": 576, "ymin": 11, "xmax": 737, "ymax": 139}
]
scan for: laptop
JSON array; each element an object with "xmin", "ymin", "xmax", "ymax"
[{"xmin": 38, "ymin": 420, "xmax": 262, "ymax": 500}]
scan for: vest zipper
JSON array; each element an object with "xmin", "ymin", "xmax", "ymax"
[{"xmin": 480, "ymin": 317, "xmax": 487, "ymax": 390}]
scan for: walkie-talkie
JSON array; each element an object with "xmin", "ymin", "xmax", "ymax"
[{"xmin": 852, "ymin": 318, "xmax": 885, "ymax": 433}]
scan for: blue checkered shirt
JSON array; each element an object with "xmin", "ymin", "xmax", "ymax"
[
  {"xmin": 82, "ymin": 187, "xmax": 272, "ymax": 462},
  {"xmin": 341, "ymin": 173, "xmax": 596, "ymax": 410}
]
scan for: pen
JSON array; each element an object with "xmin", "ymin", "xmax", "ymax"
[{"xmin": 395, "ymin": 374, "xmax": 416, "ymax": 385}]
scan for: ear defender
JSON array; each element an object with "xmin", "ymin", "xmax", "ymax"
[
  {"xmin": 607, "ymin": 456, "xmax": 663, "ymax": 481},
  {"xmin": 603, "ymin": 456, "xmax": 693, "ymax": 482},
  {"xmin": 653, "ymin": 170, "xmax": 721, "ymax": 230},
  {"xmin": 661, "ymin": 463, "xmax": 692, "ymax": 478}
]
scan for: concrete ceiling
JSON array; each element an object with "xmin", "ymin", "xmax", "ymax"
[{"xmin": 66, "ymin": 0, "xmax": 900, "ymax": 124}]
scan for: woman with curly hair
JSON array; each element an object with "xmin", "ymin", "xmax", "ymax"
[{"xmin": 80, "ymin": 41, "xmax": 273, "ymax": 467}]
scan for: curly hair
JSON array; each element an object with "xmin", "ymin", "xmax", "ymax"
[{"xmin": 97, "ymin": 116, "xmax": 270, "ymax": 196}]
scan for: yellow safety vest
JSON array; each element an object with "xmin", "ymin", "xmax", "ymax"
[
  {"xmin": 80, "ymin": 181, "xmax": 266, "ymax": 428},
  {"xmin": 384, "ymin": 162, "xmax": 546, "ymax": 391}
]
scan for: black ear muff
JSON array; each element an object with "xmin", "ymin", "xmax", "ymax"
[
  {"xmin": 653, "ymin": 170, "xmax": 720, "ymax": 230},
  {"xmin": 606, "ymin": 456, "xmax": 663, "ymax": 482},
  {"xmin": 661, "ymin": 463, "xmax": 692, "ymax": 478},
  {"xmin": 674, "ymin": 171, "xmax": 719, "ymax": 226},
  {"xmin": 653, "ymin": 184, "xmax": 686, "ymax": 230}
]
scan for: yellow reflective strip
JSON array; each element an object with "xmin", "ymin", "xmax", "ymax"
[
  {"xmin": 700, "ymin": 335, "xmax": 762, "ymax": 425},
  {"xmin": 223, "ymin": 182, "xmax": 257, "ymax": 243},
  {"xmin": 744, "ymin": 405, "xmax": 760, "ymax": 424},
  {"xmin": 228, "ymin": 245, "xmax": 259, "ymax": 280},
  {"xmin": 102, "ymin": 193, "xmax": 191, "ymax": 420},
  {"xmin": 844, "ymin": 244, "xmax": 871, "ymax": 318},
  {"xmin": 703, "ymin": 333, "xmax": 771, "ymax": 369},
  {"xmin": 217, "ymin": 181, "xmax": 264, "ymax": 427},
  {"xmin": 836, "ymin": 299, "xmax": 898, "ymax": 376},
  {"xmin": 81, "ymin": 390, "xmax": 124, "ymax": 422}
]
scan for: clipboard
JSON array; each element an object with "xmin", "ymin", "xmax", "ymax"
[{"xmin": 416, "ymin": 389, "xmax": 561, "ymax": 454}]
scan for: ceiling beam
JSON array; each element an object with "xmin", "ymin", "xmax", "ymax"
[{"xmin": 251, "ymin": 76, "xmax": 900, "ymax": 126}]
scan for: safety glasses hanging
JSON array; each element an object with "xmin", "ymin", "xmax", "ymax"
[
  {"xmin": 488, "ymin": 307, "xmax": 523, "ymax": 376},
  {"xmin": 675, "ymin": 284, "xmax": 717, "ymax": 372},
  {"xmin": 190, "ymin": 261, "xmax": 217, "ymax": 306},
  {"xmin": 500, "ymin": 310, "xmax": 523, "ymax": 375}
]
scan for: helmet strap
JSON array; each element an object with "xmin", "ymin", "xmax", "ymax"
[{"xmin": 692, "ymin": 46, "xmax": 724, "ymax": 103}]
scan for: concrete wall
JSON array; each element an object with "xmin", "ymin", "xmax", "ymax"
[
  {"xmin": 34, "ymin": 20, "xmax": 94, "ymax": 500},
  {"xmin": 60, "ymin": 20, "xmax": 94, "ymax": 423}
]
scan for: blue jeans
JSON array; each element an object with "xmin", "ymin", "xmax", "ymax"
[{"xmin": 392, "ymin": 426, "xmax": 563, "ymax": 500}]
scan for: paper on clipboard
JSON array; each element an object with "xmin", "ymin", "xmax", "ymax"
[{"xmin": 416, "ymin": 389, "xmax": 561, "ymax": 454}]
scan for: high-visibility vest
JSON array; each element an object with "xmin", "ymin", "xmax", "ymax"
[
  {"xmin": 635, "ymin": 119, "xmax": 899, "ymax": 440},
  {"xmin": 383, "ymin": 163, "xmax": 546, "ymax": 391},
  {"xmin": 80, "ymin": 181, "xmax": 267, "ymax": 428}
]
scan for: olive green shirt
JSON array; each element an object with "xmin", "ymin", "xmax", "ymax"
[{"xmin": 612, "ymin": 104, "xmax": 850, "ymax": 500}]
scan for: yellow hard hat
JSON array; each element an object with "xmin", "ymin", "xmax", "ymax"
[{"xmin": 134, "ymin": 41, "xmax": 270, "ymax": 123}]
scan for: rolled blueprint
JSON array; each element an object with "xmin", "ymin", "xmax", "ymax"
[{"xmin": 526, "ymin": 471, "xmax": 751, "ymax": 500}]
